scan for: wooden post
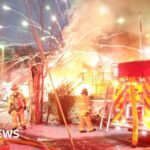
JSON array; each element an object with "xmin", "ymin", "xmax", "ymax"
[
  {"xmin": 130, "ymin": 77, "xmax": 138, "ymax": 147},
  {"xmin": 31, "ymin": 64, "xmax": 41, "ymax": 124},
  {"xmin": 40, "ymin": 65, "xmax": 44, "ymax": 122}
]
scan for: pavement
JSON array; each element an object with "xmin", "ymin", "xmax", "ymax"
[
  {"xmin": 19, "ymin": 124, "xmax": 150, "ymax": 150},
  {"xmin": 9, "ymin": 143, "xmax": 40, "ymax": 150},
  {"xmin": 1, "ymin": 102, "xmax": 150, "ymax": 150}
]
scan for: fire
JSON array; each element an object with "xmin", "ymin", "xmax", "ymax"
[{"xmin": 112, "ymin": 80, "xmax": 119, "ymax": 87}]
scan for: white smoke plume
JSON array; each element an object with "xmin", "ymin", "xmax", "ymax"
[
  {"xmin": 63, "ymin": 0, "xmax": 115, "ymax": 52},
  {"xmin": 48, "ymin": 0, "xmax": 150, "ymax": 91}
]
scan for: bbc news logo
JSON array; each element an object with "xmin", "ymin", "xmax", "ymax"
[{"xmin": 0, "ymin": 129, "xmax": 19, "ymax": 138}]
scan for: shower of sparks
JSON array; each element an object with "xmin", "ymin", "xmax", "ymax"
[{"xmin": 1, "ymin": 0, "xmax": 150, "ymax": 93}]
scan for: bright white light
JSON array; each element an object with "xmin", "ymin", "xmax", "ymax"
[
  {"xmin": 51, "ymin": 36, "xmax": 55, "ymax": 39},
  {"xmin": 116, "ymin": 126, "xmax": 121, "ymax": 131},
  {"xmin": 0, "ymin": 45, "xmax": 5, "ymax": 49},
  {"xmin": 142, "ymin": 131, "xmax": 147, "ymax": 136},
  {"xmin": 82, "ymin": 69, "xmax": 88, "ymax": 73},
  {"xmin": 113, "ymin": 64, "xmax": 118, "ymax": 78},
  {"xmin": 143, "ymin": 47, "xmax": 150, "ymax": 57},
  {"xmin": 145, "ymin": 33, "xmax": 150, "ymax": 38},
  {"xmin": 0, "ymin": 25, "xmax": 4, "ymax": 29},
  {"xmin": 102, "ymin": 56, "xmax": 112, "ymax": 63},
  {"xmin": 20, "ymin": 85, "xmax": 29, "ymax": 97},
  {"xmin": 63, "ymin": 51, "xmax": 72, "ymax": 59},
  {"xmin": 55, "ymin": 51, "xmax": 59, "ymax": 55},
  {"xmin": 45, "ymin": 5, "xmax": 50, "ymax": 11},
  {"xmin": 112, "ymin": 80, "xmax": 119, "ymax": 87},
  {"xmin": 2, "ymin": 5, "xmax": 11, "ymax": 11},
  {"xmin": 48, "ymin": 26, "xmax": 51, "ymax": 30},
  {"xmin": 41, "ymin": 36, "xmax": 46, "ymax": 41},
  {"xmin": 48, "ymin": 63, "xmax": 55, "ymax": 68},
  {"xmin": 51, "ymin": 15, "xmax": 57, "ymax": 22},
  {"xmin": 99, "ymin": 5, "xmax": 109, "ymax": 15},
  {"xmin": 117, "ymin": 17, "xmax": 125, "ymax": 24},
  {"xmin": 89, "ymin": 54, "xmax": 100, "ymax": 67},
  {"xmin": 21, "ymin": 20, "xmax": 29, "ymax": 27}
]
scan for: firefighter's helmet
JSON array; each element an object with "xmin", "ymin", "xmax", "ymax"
[
  {"xmin": 81, "ymin": 88, "xmax": 88, "ymax": 95},
  {"xmin": 11, "ymin": 85, "xmax": 18, "ymax": 91}
]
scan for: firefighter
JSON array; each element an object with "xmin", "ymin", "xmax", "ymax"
[
  {"xmin": 78, "ymin": 88, "xmax": 96, "ymax": 132},
  {"xmin": 8, "ymin": 85, "xmax": 27, "ymax": 130}
]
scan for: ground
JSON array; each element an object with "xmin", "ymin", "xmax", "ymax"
[
  {"xmin": 5, "ymin": 125, "xmax": 150, "ymax": 150},
  {"xmin": 1, "ymin": 102, "xmax": 150, "ymax": 150}
]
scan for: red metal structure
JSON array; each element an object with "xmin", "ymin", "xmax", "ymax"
[
  {"xmin": 118, "ymin": 60, "xmax": 150, "ymax": 77},
  {"xmin": 107, "ymin": 60, "xmax": 150, "ymax": 146}
]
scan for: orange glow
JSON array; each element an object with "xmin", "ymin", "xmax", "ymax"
[
  {"xmin": 132, "ymin": 82, "xmax": 137, "ymax": 85},
  {"xmin": 45, "ymin": 51, "xmax": 104, "ymax": 95}
]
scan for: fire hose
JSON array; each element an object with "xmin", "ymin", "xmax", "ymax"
[{"xmin": 4, "ymin": 134, "xmax": 60, "ymax": 150}]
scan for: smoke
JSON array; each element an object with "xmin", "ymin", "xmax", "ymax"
[
  {"xmin": 49, "ymin": 0, "xmax": 150, "ymax": 90},
  {"xmin": 63, "ymin": 0, "xmax": 150, "ymax": 53},
  {"xmin": 63, "ymin": 0, "xmax": 115, "ymax": 52}
]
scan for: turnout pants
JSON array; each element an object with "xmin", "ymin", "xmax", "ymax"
[
  {"xmin": 11, "ymin": 109, "xmax": 26, "ymax": 128},
  {"xmin": 79, "ymin": 114, "xmax": 94, "ymax": 132}
]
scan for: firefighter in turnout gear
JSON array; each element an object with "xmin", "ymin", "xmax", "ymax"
[
  {"xmin": 8, "ymin": 85, "xmax": 27, "ymax": 130},
  {"xmin": 78, "ymin": 88, "xmax": 96, "ymax": 132}
]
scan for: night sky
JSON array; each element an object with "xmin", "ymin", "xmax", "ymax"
[{"xmin": 0, "ymin": 0, "xmax": 69, "ymax": 47}]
